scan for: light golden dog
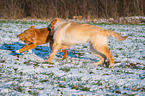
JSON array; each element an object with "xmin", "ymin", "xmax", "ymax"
[{"xmin": 46, "ymin": 18, "xmax": 128, "ymax": 67}]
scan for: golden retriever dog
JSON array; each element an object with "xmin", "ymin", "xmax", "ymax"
[
  {"xmin": 46, "ymin": 18, "xmax": 128, "ymax": 67},
  {"xmin": 16, "ymin": 25, "xmax": 67, "ymax": 59}
]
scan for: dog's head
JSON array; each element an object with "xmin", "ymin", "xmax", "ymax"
[
  {"xmin": 47, "ymin": 18, "xmax": 65, "ymax": 29},
  {"xmin": 17, "ymin": 26, "xmax": 36, "ymax": 44},
  {"xmin": 47, "ymin": 18, "xmax": 65, "ymax": 36}
]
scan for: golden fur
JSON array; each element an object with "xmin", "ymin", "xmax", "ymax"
[
  {"xmin": 16, "ymin": 26, "xmax": 67, "ymax": 59},
  {"xmin": 46, "ymin": 18, "xmax": 128, "ymax": 67}
]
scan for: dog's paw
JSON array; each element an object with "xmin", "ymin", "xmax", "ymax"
[
  {"xmin": 109, "ymin": 65, "xmax": 113, "ymax": 68},
  {"xmin": 93, "ymin": 63, "xmax": 99, "ymax": 65},
  {"xmin": 16, "ymin": 50, "xmax": 20, "ymax": 53},
  {"xmin": 62, "ymin": 57, "xmax": 67, "ymax": 60},
  {"xmin": 28, "ymin": 49, "xmax": 32, "ymax": 53},
  {"xmin": 93, "ymin": 62, "xmax": 102, "ymax": 65},
  {"xmin": 45, "ymin": 59, "xmax": 52, "ymax": 63}
]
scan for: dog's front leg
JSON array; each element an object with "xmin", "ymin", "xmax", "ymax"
[
  {"xmin": 62, "ymin": 49, "xmax": 67, "ymax": 59},
  {"xmin": 16, "ymin": 43, "xmax": 37, "ymax": 53},
  {"xmin": 61, "ymin": 45, "xmax": 69, "ymax": 59},
  {"xmin": 46, "ymin": 42, "xmax": 61, "ymax": 62}
]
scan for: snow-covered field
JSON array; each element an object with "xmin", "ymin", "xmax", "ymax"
[{"xmin": 0, "ymin": 20, "xmax": 145, "ymax": 96}]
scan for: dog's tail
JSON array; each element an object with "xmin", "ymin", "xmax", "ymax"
[{"xmin": 105, "ymin": 30, "xmax": 128, "ymax": 41}]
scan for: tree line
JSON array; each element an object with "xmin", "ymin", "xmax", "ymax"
[{"xmin": 1, "ymin": 0, "xmax": 144, "ymax": 19}]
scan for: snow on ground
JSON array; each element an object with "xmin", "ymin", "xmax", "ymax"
[{"xmin": 0, "ymin": 20, "xmax": 145, "ymax": 96}]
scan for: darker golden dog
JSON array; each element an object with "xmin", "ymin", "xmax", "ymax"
[
  {"xmin": 16, "ymin": 26, "xmax": 67, "ymax": 59},
  {"xmin": 46, "ymin": 18, "xmax": 128, "ymax": 67}
]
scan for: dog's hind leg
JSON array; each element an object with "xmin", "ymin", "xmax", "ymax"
[
  {"xmin": 90, "ymin": 43, "xmax": 106, "ymax": 65},
  {"xmin": 91, "ymin": 42, "xmax": 114, "ymax": 67}
]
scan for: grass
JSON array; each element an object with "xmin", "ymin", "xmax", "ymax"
[{"xmin": 0, "ymin": 20, "xmax": 145, "ymax": 95}]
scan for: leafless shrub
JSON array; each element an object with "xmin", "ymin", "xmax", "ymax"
[
  {"xmin": 3, "ymin": 0, "xmax": 25, "ymax": 18},
  {"xmin": 1, "ymin": 0, "xmax": 145, "ymax": 19}
]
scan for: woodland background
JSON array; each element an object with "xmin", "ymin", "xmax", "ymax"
[{"xmin": 0, "ymin": 0, "xmax": 145, "ymax": 19}]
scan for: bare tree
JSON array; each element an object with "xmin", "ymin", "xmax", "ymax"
[{"xmin": 1, "ymin": 0, "xmax": 145, "ymax": 19}]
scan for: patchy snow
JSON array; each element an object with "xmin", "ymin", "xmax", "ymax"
[{"xmin": 0, "ymin": 20, "xmax": 145, "ymax": 95}]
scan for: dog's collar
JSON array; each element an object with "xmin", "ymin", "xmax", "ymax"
[
  {"xmin": 47, "ymin": 26, "xmax": 53, "ymax": 37},
  {"xmin": 46, "ymin": 25, "xmax": 54, "ymax": 43},
  {"xmin": 46, "ymin": 25, "xmax": 54, "ymax": 44},
  {"xmin": 47, "ymin": 26, "xmax": 51, "ymax": 32}
]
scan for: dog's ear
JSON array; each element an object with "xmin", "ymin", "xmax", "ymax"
[
  {"xmin": 30, "ymin": 26, "xmax": 35, "ymax": 29},
  {"xmin": 51, "ymin": 19, "xmax": 58, "ymax": 29}
]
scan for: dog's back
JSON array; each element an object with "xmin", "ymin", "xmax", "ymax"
[{"xmin": 34, "ymin": 28, "xmax": 50, "ymax": 45}]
